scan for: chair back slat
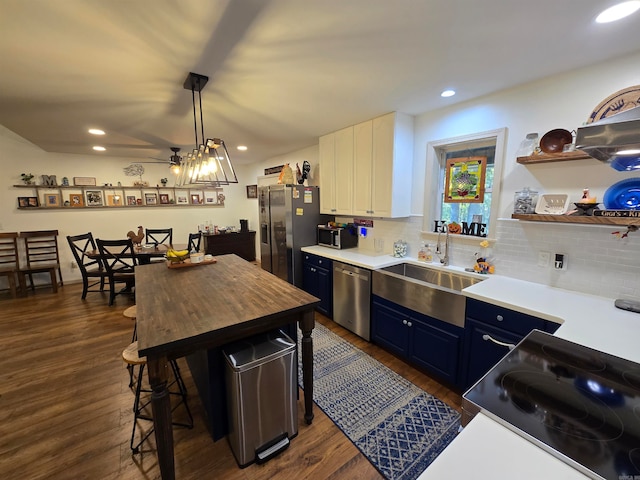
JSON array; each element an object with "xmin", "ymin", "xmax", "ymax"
[
  {"xmin": 20, "ymin": 230, "xmax": 61, "ymax": 268},
  {"xmin": 187, "ymin": 232, "xmax": 201, "ymax": 252},
  {"xmin": 67, "ymin": 232, "xmax": 104, "ymax": 272},
  {"xmin": 0, "ymin": 232, "xmax": 19, "ymax": 270},
  {"xmin": 145, "ymin": 228, "xmax": 172, "ymax": 246},
  {"xmin": 96, "ymin": 239, "xmax": 137, "ymax": 275}
]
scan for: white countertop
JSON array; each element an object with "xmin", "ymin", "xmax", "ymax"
[{"xmin": 302, "ymin": 245, "xmax": 640, "ymax": 478}]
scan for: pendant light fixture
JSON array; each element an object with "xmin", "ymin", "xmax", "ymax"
[{"xmin": 177, "ymin": 72, "xmax": 238, "ymax": 187}]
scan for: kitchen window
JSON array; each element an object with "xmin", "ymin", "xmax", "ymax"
[{"xmin": 422, "ymin": 128, "xmax": 506, "ymax": 239}]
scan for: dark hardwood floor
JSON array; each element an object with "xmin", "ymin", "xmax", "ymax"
[{"xmin": 0, "ymin": 284, "xmax": 461, "ymax": 480}]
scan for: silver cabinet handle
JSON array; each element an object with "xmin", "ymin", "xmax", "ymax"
[
  {"xmin": 482, "ymin": 334, "xmax": 515, "ymax": 350},
  {"xmin": 402, "ymin": 319, "xmax": 408, "ymax": 325},
  {"xmin": 496, "ymin": 315, "xmax": 504, "ymax": 321},
  {"xmin": 407, "ymin": 321, "xmax": 412, "ymax": 327}
]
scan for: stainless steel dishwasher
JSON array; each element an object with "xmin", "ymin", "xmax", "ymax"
[{"xmin": 333, "ymin": 261, "xmax": 371, "ymax": 341}]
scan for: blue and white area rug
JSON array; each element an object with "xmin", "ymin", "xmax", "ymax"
[{"xmin": 298, "ymin": 323, "xmax": 460, "ymax": 480}]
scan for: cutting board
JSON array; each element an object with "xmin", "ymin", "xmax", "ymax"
[{"xmin": 166, "ymin": 258, "xmax": 217, "ymax": 269}]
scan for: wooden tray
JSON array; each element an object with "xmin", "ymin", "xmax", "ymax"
[{"xmin": 166, "ymin": 258, "xmax": 217, "ymax": 269}]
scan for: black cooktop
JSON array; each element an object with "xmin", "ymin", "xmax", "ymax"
[{"xmin": 463, "ymin": 330, "xmax": 640, "ymax": 480}]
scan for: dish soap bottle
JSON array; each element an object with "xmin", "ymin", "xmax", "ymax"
[
  {"xmin": 418, "ymin": 242, "xmax": 427, "ymax": 262},
  {"xmin": 425, "ymin": 243, "xmax": 433, "ymax": 262}
]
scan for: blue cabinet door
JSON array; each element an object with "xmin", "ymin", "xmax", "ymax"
[
  {"xmin": 316, "ymin": 264, "xmax": 332, "ymax": 317},
  {"xmin": 463, "ymin": 319, "xmax": 522, "ymax": 390},
  {"xmin": 371, "ymin": 298, "xmax": 410, "ymax": 357},
  {"xmin": 409, "ymin": 314, "xmax": 462, "ymax": 386}
]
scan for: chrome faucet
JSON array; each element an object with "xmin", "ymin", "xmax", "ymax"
[{"xmin": 436, "ymin": 226, "xmax": 450, "ymax": 266}]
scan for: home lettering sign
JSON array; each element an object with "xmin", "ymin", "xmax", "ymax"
[{"xmin": 433, "ymin": 220, "xmax": 487, "ymax": 237}]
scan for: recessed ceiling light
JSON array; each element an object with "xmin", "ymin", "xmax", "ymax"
[
  {"xmin": 441, "ymin": 89, "xmax": 456, "ymax": 98},
  {"xmin": 88, "ymin": 128, "xmax": 105, "ymax": 135},
  {"xmin": 596, "ymin": 1, "xmax": 640, "ymax": 23},
  {"xmin": 92, "ymin": 146, "xmax": 106, "ymax": 151},
  {"xmin": 237, "ymin": 145, "xmax": 248, "ymax": 151}
]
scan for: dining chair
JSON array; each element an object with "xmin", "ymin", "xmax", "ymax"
[
  {"xmin": 187, "ymin": 232, "xmax": 201, "ymax": 252},
  {"xmin": 0, "ymin": 232, "xmax": 20, "ymax": 298},
  {"xmin": 145, "ymin": 228, "xmax": 173, "ymax": 246},
  {"xmin": 122, "ymin": 341, "xmax": 193, "ymax": 453},
  {"xmin": 18, "ymin": 230, "xmax": 63, "ymax": 294},
  {"xmin": 96, "ymin": 238, "xmax": 137, "ymax": 306},
  {"xmin": 66, "ymin": 232, "xmax": 110, "ymax": 300}
]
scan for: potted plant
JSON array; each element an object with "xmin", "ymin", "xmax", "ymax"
[
  {"xmin": 160, "ymin": 177, "xmax": 168, "ymax": 186},
  {"xmin": 21, "ymin": 173, "xmax": 35, "ymax": 185}
]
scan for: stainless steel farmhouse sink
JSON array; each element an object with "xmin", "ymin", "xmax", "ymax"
[{"xmin": 372, "ymin": 263, "xmax": 485, "ymax": 328}]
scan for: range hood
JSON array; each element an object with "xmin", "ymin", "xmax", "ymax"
[{"xmin": 575, "ymin": 105, "xmax": 640, "ymax": 171}]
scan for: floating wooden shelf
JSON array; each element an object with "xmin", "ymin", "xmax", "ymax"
[
  {"xmin": 516, "ymin": 150, "xmax": 592, "ymax": 165},
  {"xmin": 511, "ymin": 214, "xmax": 638, "ymax": 226}
]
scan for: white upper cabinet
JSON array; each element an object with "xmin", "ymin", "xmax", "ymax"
[
  {"xmin": 370, "ymin": 112, "xmax": 413, "ymax": 218},
  {"xmin": 320, "ymin": 112, "xmax": 413, "ymax": 218},
  {"xmin": 352, "ymin": 120, "xmax": 373, "ymax": 216},
  {"xmin": 319, "ymin": 126, "xmax": 354, "ymax": 215}
]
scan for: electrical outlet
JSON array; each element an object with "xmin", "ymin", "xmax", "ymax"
[
  {"xmin": 71, "ymin": 261, "xmax": 78, "ymax": 269},
  {"xmin": 554, "ymin": 253, "xmax": 567, "ymax": 270},
  {"xmin": 537, "ymin": 251, "xmax": 550, "ymax": 267}
]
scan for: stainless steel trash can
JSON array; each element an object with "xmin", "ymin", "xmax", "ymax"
[{"xmin": 223, "ymin": 330, "xmax": 297, "ymax": 468}]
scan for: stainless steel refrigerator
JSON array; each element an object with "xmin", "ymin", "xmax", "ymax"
[{"xmin": 259, "ymin": 185, "xmax": 324, "ymax": 287}]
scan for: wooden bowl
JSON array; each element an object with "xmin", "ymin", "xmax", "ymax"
[{"xmin": 540, "ymin": 129, "xmax": 573, "ymax": 153}]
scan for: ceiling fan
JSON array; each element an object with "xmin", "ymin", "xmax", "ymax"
[{"xmin": 137, "ymin": 147, "xmax": 183, "ymax": 171}]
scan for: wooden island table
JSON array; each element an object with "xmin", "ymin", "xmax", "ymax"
[{"xmin": 135, "ymin": 254, "xmax": 319, "ymax": 480}]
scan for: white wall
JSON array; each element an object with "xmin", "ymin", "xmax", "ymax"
[{"xmin": 0, "ymin": 127, "xmax": 262, "ymax": 287}]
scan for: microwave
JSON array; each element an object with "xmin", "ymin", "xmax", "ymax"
[{"xmin": 317, "ymin": 226, "xmax": 358, "ymax": 249}]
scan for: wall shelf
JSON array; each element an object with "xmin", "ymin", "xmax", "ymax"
[
  {"xmin": 516, "ymin": 150, "xmax": 592, "ymax": 165},
  {"xmin": 13, "ymin": 184, "xmax": 224, "ymax": 209},
  {"xmin": 511, "ymin": 214, "xmax": 638, "ymax": 226}
]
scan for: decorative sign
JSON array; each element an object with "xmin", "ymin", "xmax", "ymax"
[
  {"xmin": 594, "ymin": 209, "xmax": 640, "ymax": 217},
  {"xmin": 433, "ymin": 220, "xmax": 487, "ymax": 238},
  {"xmin": 41, "ymin": 175, "xmax": 57, "ymax": 186},
  {"xmin": 73, "ymin": 176, "xmax": 97, "ymax": 186},
  {"xmin": 444, "ymin": 156, "xmax": 486, "ymax": 203},
  {"xmin": 354, "ymin": 218, "xmax": 374, "ymax": 228},
  {"xmin": 264, "ymin": 165, "xmax": 284, "ymax": 175}
]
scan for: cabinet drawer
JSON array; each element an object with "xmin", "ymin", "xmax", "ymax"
[
  {"xmin": 302, "ymin": 253, "xmax": 331, "ymax": 269},
  {"xmin": 465, "ymin": 298, "xmax": 545, "ymax": 336}
]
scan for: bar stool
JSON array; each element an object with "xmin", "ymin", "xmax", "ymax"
[
  {"xmin": 123, "ymin": 305, "xmax": 137, "ymax": 387},
  {"xmin": 122, "ymin": 341, "xmax": 193, "ymax": 453}
]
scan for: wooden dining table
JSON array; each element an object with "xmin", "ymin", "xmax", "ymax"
[{"xmin": 135, "ymin": 254, "xmax": 319, "ymax": 480}]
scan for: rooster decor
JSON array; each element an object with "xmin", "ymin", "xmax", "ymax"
[{"xmin": 127, "ymin": 226, "xmax": 144, "ymax": 246}]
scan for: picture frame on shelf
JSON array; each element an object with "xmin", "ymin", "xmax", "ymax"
[
  {"xmin": 159, "ymin": 193, "xmax": 170, "ymax": 204},
  {"xmin": 136, "ymin": 198, "xmax": 143, "ymax": 205},
  {"xmin": 126, "ymin": 195, "xmax": 137, "ymax": 206},
  {"xmin": 18, "ymin": 196, "xmax": 39, "ymax": 208},
  {"xmin": 204, "ymin": 191, "xmax": 218, "ymax": 204},
  {"xmin": 190, "ymin": 194, "xmax": 201, "ymax": 205},
  {"xmin": 176, "ymin": 193, "xmax": 188, "ymax": 204},
  {"xmin": 86, "ymin": 190, "xmax": 103, "ymax": 207},
  {"xmin": 107, "ymin": 194, "xmax": 122, "ymax": 206},
  {"xmin": 145, "ymin": 193, "xmax": 157, "ymax": 205},
  {"xmin": 69, "ymin": 193, "xmax": 84, "ymax": 207},
  {"xmin": 44, "ymin": 193, "xmax": 61, "ymax": 207},
  {"xmin": 73, "ymin": 176, "xmax": 97, "ymax": 186},
  {"xmin": 246, "ymin": 184, "xmax": 257, "ymax": 198}
]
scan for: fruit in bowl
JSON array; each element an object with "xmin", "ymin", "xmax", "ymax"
[{"xmin": 165, "ymin": 249, "xmax": 190, "ymax": 263}]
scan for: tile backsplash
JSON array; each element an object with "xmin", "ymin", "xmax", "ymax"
[{"xmin": 339, "ymin": 216, "xmax": 640, "ymax": 300}]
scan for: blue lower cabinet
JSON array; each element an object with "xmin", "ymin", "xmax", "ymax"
[
  {"xmin": 302, "ymin": 253, "xmax": 333, "ymax": 318},
  {"xmin": 461, "ymin": 298, "xmax": 561, "ymax": 391},
  {"xmin": 372, "ymin": 295, "xmax": 463, "ymax": 388}
]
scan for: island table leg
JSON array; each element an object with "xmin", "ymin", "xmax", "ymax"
[
  {"xmin": 147, "ymin": 354, "xmax": 175, "ymax": 480},
  {"xmin": 300, "ymin": 309, "xmax": 315, "ymax": 424}
]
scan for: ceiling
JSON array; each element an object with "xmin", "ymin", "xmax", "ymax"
[{"xmin": 1, "ymin": 0, "xmax": 639, "ymax": 165}]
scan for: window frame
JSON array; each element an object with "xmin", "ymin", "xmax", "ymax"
[{"xmin": 422, "ymin": 128, "xmax": 507, "ymax": 241}]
